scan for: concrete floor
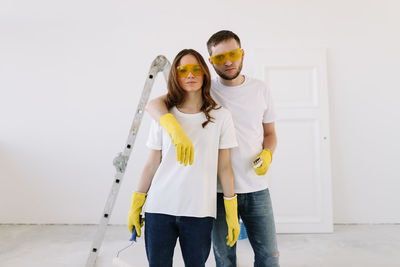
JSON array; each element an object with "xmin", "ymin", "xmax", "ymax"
[{"xmin": 0, "ymin": 224, "xmax": 399, "ymax": 267}]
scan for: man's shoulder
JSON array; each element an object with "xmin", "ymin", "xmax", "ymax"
[
  {"xmin": 210, "ymin": 78, "xmax": 218, "ymax": 90},
  {"xmin": 211, "ymin": 105, "xmax": 228, "ymax": 114},
  {"xmin": 244, "ymin": 76, "xmax": 267, "ymax": 88},
  {"xmin": 210, "ymin": 105, "xmax": 232, "ymax": 120},
  {"xmin": 211, "ymin": 76, "xmax": 269, "ymax": 94}
]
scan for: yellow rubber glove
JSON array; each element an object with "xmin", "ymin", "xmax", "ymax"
[
  {"xmin": 253, "ymin": 149, "xmax": 272, "ymax": 176},
  {"xmin": 224, "ymin": 195, "xmax": 240, "ymax": 247},
  {"xmin": 159, "ymin": 113, "xmax": 194, "ymax": 166},
  {"xmin": 127, "ymin": 192, "xmax": 146, "ymax": 237}
]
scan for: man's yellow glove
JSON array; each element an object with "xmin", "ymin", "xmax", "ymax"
[
  {"xmin": 224, "ymin": 195, "xmax": 240, "ymax": 247},
  {"xmin": 159, "ymin": 113, "xmax": 194, "ymax": 166},
  {"xmin": 127, "ymin": 192, "xmax": 146, "ymax": 237},
  {"xmin": 253, "ymin": 149, "xmax": 272, "ymax": 176}
]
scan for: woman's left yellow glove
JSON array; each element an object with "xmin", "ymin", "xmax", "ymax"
[
  {"xmin": 224, "ymin": 195, "xmax": 240, "ymax": 247},
  {"xmin": 127, "ymin": 192, "xmax": 146, "ymax": 237},
  {"xmin": 253, "ymin": 149, "xmax": 272, "ymax": 176}
]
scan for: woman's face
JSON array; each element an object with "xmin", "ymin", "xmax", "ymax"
[{"xmin": 177, "ymin": 54, "xmax": 204, "ymax": 92}]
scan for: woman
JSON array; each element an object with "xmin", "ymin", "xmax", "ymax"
[{"xmin": 127, "ymin": 49, "xmax": 240, "ymax": 267}]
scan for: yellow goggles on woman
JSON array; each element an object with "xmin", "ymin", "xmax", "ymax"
[
  {"xmin": 211, "ymin": 48, "xmax": 243, "ymax": 65},
  {"xmin": 176, "ymin": 64, "xmax": 204, "ymax": 78}
]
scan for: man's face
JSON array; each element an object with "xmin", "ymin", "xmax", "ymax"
[{"xmin": 209, "ymin": 38, "xmax": 244, "ymax": 80}]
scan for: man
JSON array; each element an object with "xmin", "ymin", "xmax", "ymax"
[{"xmin": 145, "ymin": 30, "xmax": 279, "ymax": 267}]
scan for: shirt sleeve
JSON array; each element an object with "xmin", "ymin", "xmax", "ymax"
[
  {"xmin": 219, "ymin": 110, "xmax": 238, "ymax": 149},
  {"xmin": 146, "ymin": 119, "xmax": 162, "ymax": 150},
  {"xmin": 263, "ymin": 85, "xmax": 277, "ymax": 123}
]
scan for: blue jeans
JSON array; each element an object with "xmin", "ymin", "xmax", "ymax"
[
  {"xmin": 145, "ymin": 213, "xmax": 214, "ymax": 267},
  {"xmin": 212, "ymin": 189, "xmax": 280, "ymax": 267}
]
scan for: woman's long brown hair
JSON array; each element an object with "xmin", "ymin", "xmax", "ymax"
[{"xmin": 165, "ymin": 49, "xmax": 220, "ymax": 128}]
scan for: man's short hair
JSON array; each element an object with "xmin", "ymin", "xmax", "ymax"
[{"xmin": 206, "ymin": 30, "xmax": 241, "ymax": 55}]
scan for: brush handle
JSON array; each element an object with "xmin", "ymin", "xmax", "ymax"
[
  {"xmin": 129, "ymin": 215, "xmax": 142, "ymax": 242},
  {"xmin": 129, "ymin": 228, "xmax": 137, "ymax": 242}
]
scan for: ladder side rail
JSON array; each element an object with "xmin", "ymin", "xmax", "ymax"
[{"xmin": 85, "ymin": 56, "xmax": 170, "ymax": 267}]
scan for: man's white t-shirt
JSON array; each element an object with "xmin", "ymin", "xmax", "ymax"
[
  {"xmin": 211, "ymin": 76, "xmax": 277, "ymax": 193},
  {"xmin": 144, "ymin": 106, "xmax": 238, "ymax": 218}
]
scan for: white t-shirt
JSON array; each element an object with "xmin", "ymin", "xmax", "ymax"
[
  {"xmin": 211, "ymin": 76, "xmax": 277, "ymax": 193},
  {"xmin": 144, "ymin": 106, "xmax": 238, "ymax": 218}
]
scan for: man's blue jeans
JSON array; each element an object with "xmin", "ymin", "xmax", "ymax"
[
  {"xmin": 144, "ymin": 213, "xmax": 214, "ymax": 267},
  {"xmin": 212, "ymin": 189, "xmax": 280, "ymax": 267}
]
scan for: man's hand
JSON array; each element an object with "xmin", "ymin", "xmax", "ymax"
[
  {"xmin": 253, "ymin": 149, "xmax": 272, "ymax": 175},
  {"xmin": 159, "ymin": 113, "xmax": 194, "ymax": 166}
]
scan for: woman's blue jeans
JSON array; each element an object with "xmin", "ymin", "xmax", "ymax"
[
  {"xmin": 212, "ymin": 188, "xmax": 280, "ymax": 267},
  {"xmin": 145, "ymin": 213, "xmax": 214, "ymax": 267}
]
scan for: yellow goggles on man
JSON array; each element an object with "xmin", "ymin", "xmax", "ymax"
[
  {"xmin": 211, "ymin": 48, "xmax": 243, "ymax": 65},
  {"xmin": 176, "ymin": 64, "xmax": 204, "ymax": 78}
]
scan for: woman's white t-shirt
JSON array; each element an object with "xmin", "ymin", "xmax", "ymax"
[{"xmin": 144, "ymin": 106, "xmax": 238, "ymax": 218}]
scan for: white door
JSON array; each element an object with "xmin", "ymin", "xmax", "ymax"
[{"xmin": 252, "ymin": 48, "xmax": 333, "ymax": 233}]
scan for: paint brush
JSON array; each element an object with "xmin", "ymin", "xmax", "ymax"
[{"xmin": 112, "ymin": 215, "xmax": 141, "ymax": 267}]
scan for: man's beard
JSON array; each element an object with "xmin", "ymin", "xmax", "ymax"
[{"xmin": 214, "ymin": 60, "xmax": 243, "ymax": 81}]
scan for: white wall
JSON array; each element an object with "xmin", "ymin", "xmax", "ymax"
[{"xmin": 1, "ymin": 0, "xmax": 399, "ymax": 224}]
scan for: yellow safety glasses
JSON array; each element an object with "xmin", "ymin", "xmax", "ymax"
[
  {"xmin": 211, "ymin": 48, "xmax": 243, "ymax": 65},
  {"xmin": 176, "ymin": 64, "xmax": 204, "ymax": 78}
]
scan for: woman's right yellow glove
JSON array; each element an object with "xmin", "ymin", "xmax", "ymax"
[
  {"xmin": 159, "ymin": 113, "xmax": 194, "ymax": 166},
  {"xmin": 224, "ymin": 195, "xmax": 240, "ymax": 247},
  {"xmin": 127, "ymin": 192, "xmax": 146, "ymax": 237}
]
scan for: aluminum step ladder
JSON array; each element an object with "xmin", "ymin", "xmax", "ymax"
[{"xmin": 85, "ymin": 55, "xmax": 171, "ymax": 267}]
